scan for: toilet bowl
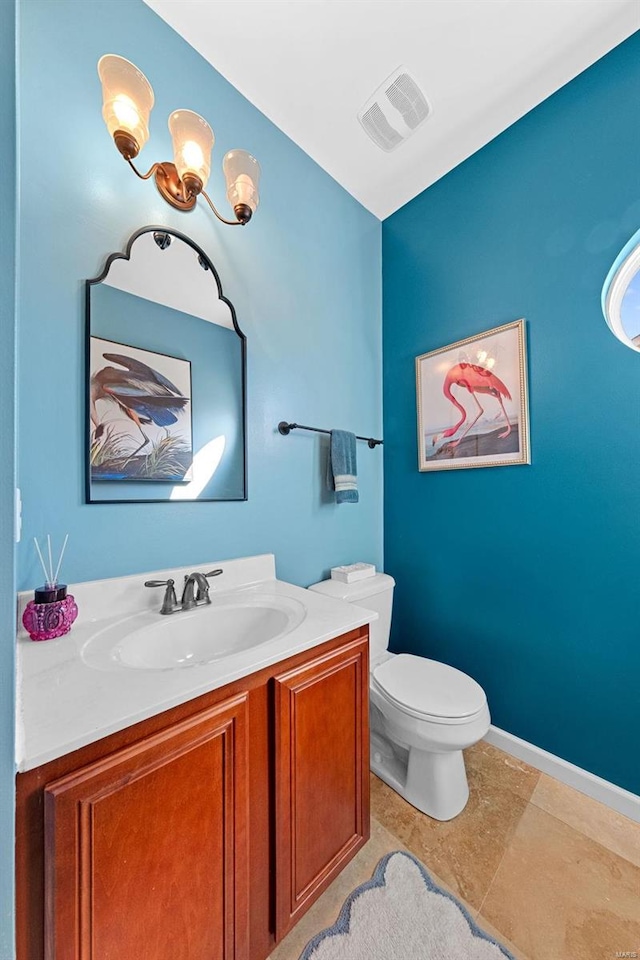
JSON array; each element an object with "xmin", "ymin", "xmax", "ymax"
[{"xmin": 308, "ymin": 572, "xmax": 490, "ymax": 821}]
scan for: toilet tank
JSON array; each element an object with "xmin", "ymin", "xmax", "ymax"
[{"xmin": 307, "ymin": 573, "xmax": 395, "ymax": 664}]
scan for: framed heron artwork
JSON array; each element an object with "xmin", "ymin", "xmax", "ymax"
[
  {"xmin": 416, "ymin": 319, "xmax": 530, "ymax": 471},
  {"xmin": 89, "ymin": 336, "xmax": 193, "ymax": 483}
]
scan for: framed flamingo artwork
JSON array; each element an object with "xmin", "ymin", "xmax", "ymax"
[{"xmin": 415, "ymin": 319, "xmax": 530, "ymax": 471}]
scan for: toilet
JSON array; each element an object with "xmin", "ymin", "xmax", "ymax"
[{"xmin": 308, "ymin": 573, "xmax": 490, "ymax": 821}]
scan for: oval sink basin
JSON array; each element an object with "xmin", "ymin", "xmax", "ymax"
[{"xmin": 82, "ymin": 594, "xmax": 307, "ymax": 671}]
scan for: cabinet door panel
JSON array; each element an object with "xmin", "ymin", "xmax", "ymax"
[
  {"xmin": 274, "ymin": 638, "xmax": 369, "ymax": 939},
  {"xmin": 44, "ymin": 695, "xmax": 249, "ymax": 960}
]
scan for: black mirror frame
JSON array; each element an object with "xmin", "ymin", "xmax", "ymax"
[{"xmin": 85, "ymin": 225, "xmax": 247, "ymax": 504}]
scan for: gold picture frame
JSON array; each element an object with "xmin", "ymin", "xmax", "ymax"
[{"xmin": 416, "ymin": 319, "xmax": 530, "ymax": 471}]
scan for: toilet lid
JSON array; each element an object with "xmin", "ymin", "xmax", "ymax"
[{"xmin": 373, "ymin": 654, "xmax": 486, "ymax": 719}]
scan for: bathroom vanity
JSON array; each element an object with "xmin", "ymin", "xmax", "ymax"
[{"xmin": 15, "ymin": 556, "xmax": 374, "ymax": 960}]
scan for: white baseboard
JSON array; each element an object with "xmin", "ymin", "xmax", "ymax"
[{"xmin": 484, "ymin": 725, "xmax": 640, "ymax": 824}]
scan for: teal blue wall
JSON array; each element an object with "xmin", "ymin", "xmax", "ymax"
[
  {"xmin": 383, "ymin": 32, "xmax": 640, "ymax": 794},
  {"xmin": 0, "ymin": 0, "xmax": 16, "ymax": 953},
  {"xmin": 17, "ymin": 0, "xmax": 383, "ymax": 593}
]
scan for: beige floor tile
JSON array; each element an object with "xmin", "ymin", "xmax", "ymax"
[
  {"xmin": 372, "ymin": 760, "xmax": 530, "ymax": 911},
  {"xmin": 404, "ymin": 782, "xmax": 529, "ymax": 913},
  {"xmin": 531, "ymin": 773, "xmax": 640, "ymax": 869},
  {"xmin": 370, "ymin": 771, "xmax": 421, "ymax": 844},
  {"xmin": 473, "ymin": 913, "xmax": 532, "ymax": 960},
  {"xmin": 479, "ymin": 803, "xmax": 640, "ymax": 960},
  {"xmin": 268, "ymin": 818, "xmax": 405, "ymax": 960},
  {"xmin": 468, "ymin": 739, "xmax": 541, "ymax": 803}
]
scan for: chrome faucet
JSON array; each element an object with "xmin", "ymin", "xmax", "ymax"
[
  {"xmin": 181, "ymin": 570, "xmax": 223, "ymax": 609},
  {"xmin": 181, "ymin": 572, "xmax": 210, "ymax": 610},
  {"xmin": 145, "ymin": 569, "xmax": 223, "ymax": 615}
]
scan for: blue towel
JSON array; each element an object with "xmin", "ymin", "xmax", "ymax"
[{"xmin": 327, "ymin": 430, "xmax": 358, "ymax": 503}]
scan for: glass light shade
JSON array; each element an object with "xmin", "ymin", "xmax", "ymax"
[
  {"xmin": 168, "ymin": 110, "xmax": 214, "ymax": 190},
  {"xmin": 223, "ymin": 150, "xmax": 261, "ymax": 214},
  {"xmin": 97, "ymin": 55, "xmax": 154, "ymax": 152}
]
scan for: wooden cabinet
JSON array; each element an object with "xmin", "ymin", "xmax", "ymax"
[
  {"xmin": 44, "ymin": 696, "xmax": 249, "ymax": 960},
  {"xmin": 16, "ymin": 626, "xmax": 369, "ymax": 960},
  {"xmin": 274, "ymin": 638, "xmax": 369, "ymax": 940}
]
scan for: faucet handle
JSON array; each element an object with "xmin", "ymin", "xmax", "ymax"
[
  {"xmin": 144, "ymin": 578, "xmax": 179, "ymax": 615},
  {"xmin": 204, "ymin": 569, "xmax": 223, "ymax": 579}
]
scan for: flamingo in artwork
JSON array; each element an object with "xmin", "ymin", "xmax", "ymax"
[{"xmin": 436, "ymin": 362, "xmax": 512, "ymax": 448}]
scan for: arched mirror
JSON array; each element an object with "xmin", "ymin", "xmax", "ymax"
[
  {"xmin": 602, "ymin": 227, "xmax": 640, "ymax": 353},
  {"xmin": 86, "ymin": 226, "xmax": 246, "ymax": 502}
]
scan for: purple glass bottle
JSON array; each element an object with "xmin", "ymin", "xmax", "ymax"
[{"xmin": 22, "ymin": 584, "xmax": 78, "ymax": 642}]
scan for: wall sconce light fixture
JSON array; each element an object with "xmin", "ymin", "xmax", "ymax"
[{"xmin": 98, "ymin": 54, "xmax": 261, "ymax": 226}]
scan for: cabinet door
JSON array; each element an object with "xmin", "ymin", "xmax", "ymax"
[
  {"xmin": 44, "ymin": 695, "xmax": 249, "ymax": 960},
  {"xmin": 274, "ymin": 636, "xmax": 369, "ymax": 940}
]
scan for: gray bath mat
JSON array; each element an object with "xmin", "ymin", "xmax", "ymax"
[{"xmin": 298, "ymin": 850, "xmax": 516, "ymax": 959}]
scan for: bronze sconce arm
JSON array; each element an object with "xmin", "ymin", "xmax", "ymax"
[
  {"xmin": 125, "ymin": 157, "xmax": 249, "ymax": 224},
  {"xmin": 99, "ymin": 55, "xmax": 260, "ymax": 227}
]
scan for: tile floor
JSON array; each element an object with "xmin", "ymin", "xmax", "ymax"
[{"xmin": 269, "ymin": 740, "xmax": 640, "ymax": 960}]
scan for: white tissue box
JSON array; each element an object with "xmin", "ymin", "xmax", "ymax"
[{"xmin": 330, "ymin": 563, "xmax": 376, "ymax": 584}]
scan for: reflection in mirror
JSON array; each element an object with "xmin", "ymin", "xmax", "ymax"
[
  {"xmin": 86, "ymin": 227, "xmax": 246, "ymax": 502},
  {"xmin": 602, "ymin": 227, "xmax": 640, "ymax": 353}
]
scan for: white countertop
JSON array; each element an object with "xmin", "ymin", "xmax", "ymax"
[{"xmin": 16, "ymin": 554, "xmax": 377, "ymax": 772}]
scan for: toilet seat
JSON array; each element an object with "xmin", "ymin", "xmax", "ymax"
[{"xmin": 372, "ymin": 654, "xmax": 487, "ymax": 725}]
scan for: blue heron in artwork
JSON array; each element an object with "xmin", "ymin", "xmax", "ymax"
[{"xmin": 90, "ymin": 352, "xmax": 189, "ymax": 458}]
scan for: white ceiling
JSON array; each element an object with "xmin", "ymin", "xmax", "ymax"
[{"xmin": 144, "ymin": 0, "xmax": 639, "ymax": 220}]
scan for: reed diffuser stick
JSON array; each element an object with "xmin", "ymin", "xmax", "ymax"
[
  {"xmin": 33, "ymin": 537, "xmax": 50, "ymax": 585},
  {"xmin": 47, "ymin": 535, "xmax": 54, "ymax": 586},
  {"xmin": 52, "ymin": 534, "xmax": 69, "ymax": 587}
]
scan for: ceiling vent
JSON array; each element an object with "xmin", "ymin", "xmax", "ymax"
[{"xmin": 358, "ymin": 66, "xmax": 431, "ymax": 152}]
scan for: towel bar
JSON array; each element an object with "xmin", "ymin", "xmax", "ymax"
[{"xmin": 277, "ymin": 421, "xmax": 382, "ymax": 448}]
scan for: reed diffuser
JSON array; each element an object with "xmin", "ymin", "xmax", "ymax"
[{"xmin": 22, "ymin": 535, "xmax": 78, "ymax": 641}]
